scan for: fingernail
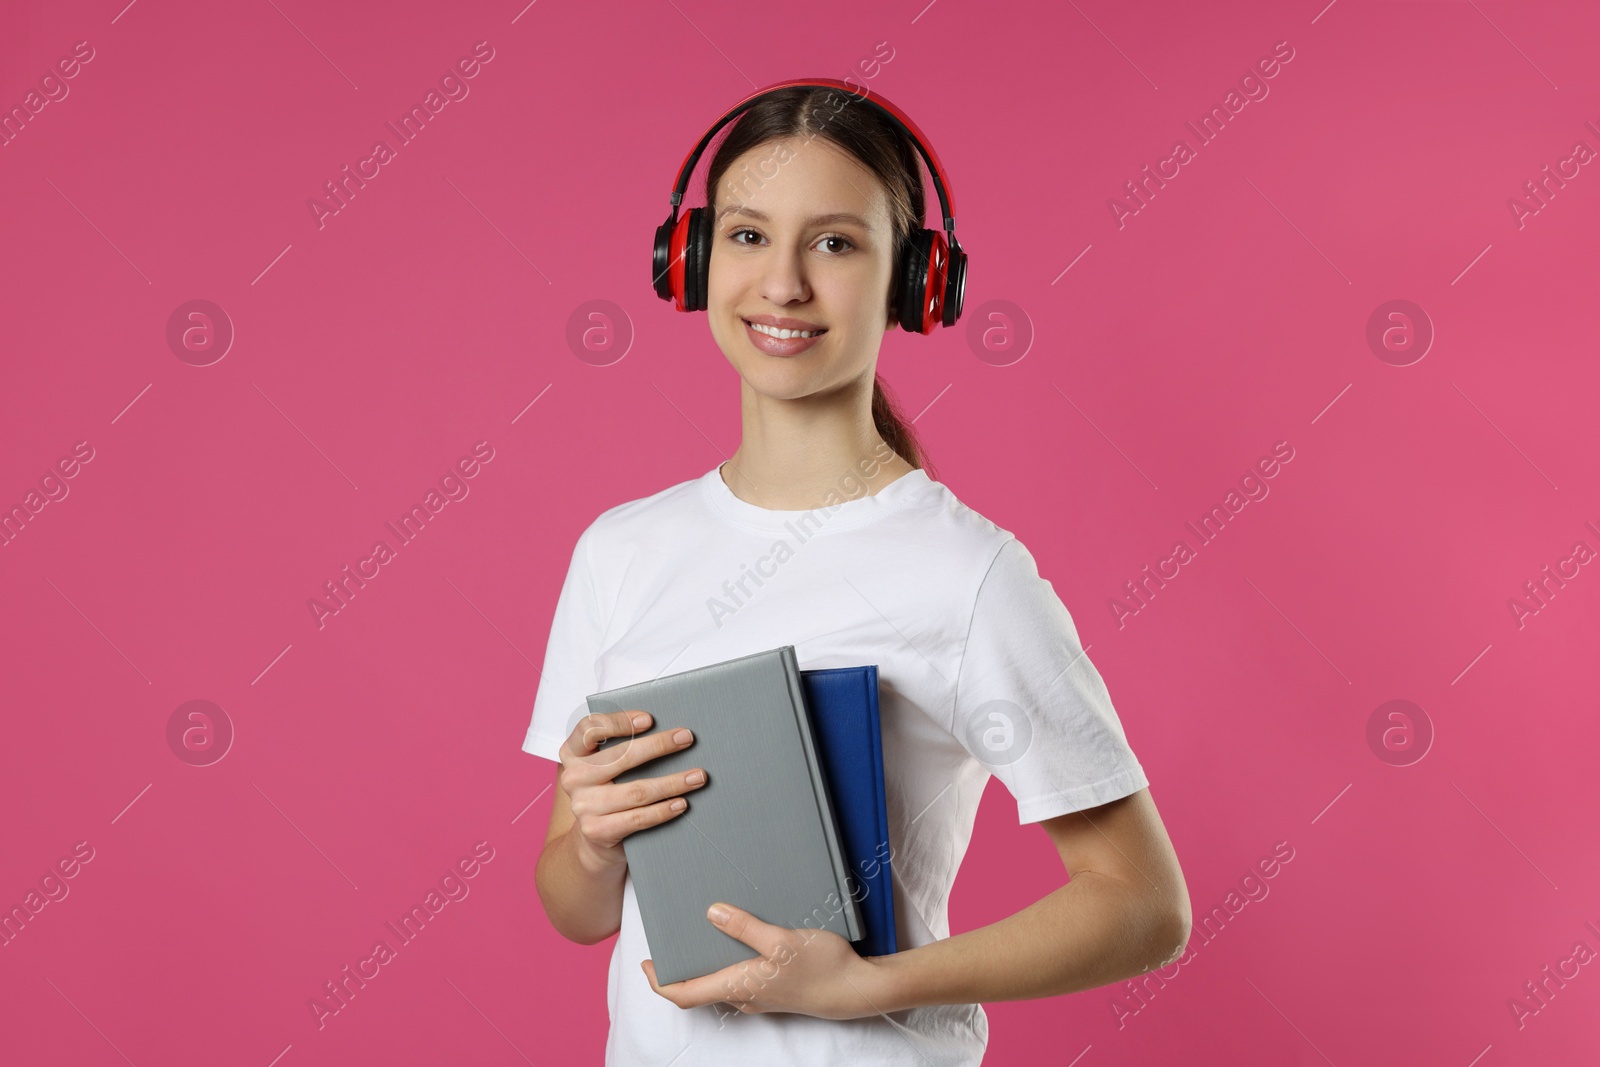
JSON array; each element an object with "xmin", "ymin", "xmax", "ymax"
[
  {"xmin": 674, "ymin": 729, "xmax": 692, "ymax": 744},
  {"xmin": 708, "ymin": 903, "xmax": 730, "ymax": 924},
  {"xmin": 632, "ymin": 713, "xmax": 649, "ymax": 729}
]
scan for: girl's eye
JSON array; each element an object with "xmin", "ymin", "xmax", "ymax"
[{"xmin": 727, "ymin": 229, "xmax": 855, "ymax": 255}]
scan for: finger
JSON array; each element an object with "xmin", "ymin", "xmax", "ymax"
[
  {"xmin": 586, "ymin": 793, "xmax": 693, "ymax": 844},
  {"xmin": 588, "ymin": 719, "xmax": 698, "ymax": 781},
  {"xmin": 641, "ymin": 958, "xmax": 696, "ymax": 1004},
  {"xmin": 595, "ymin": 764, "xmax": 707, "ymax": 825},
  {"xmin": 706, "ymin": 902, "xmax": 784, "ymax": 955},
  {"xmin": 642, "ymin": 957, "xmax": 753, "ymax": 1011},
  {"xmin": 568, "ymin": 710, "xmax": 651, "ymax": 758}
]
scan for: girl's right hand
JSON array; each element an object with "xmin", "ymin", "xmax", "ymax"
[{"xmin": 558, "ymin": 710, "xmax": 707, "ymax": 872}]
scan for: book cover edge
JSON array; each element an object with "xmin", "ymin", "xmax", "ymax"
[
  {"xmin": 862, "ymin": 664, "xmax": 897, "ymax": 954},
  {"xmin": 781, "ymin": 647, "xmax": 865, "ymax": 942}
]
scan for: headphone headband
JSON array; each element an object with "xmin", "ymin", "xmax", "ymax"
[{"xmin": 664, "ymin": 77, "xmax": 958, "ymax": 235}]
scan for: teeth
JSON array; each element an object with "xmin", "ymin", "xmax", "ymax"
[{"xmin": 748, "ymin": 321, "xmax": 823, "ymax": 339}]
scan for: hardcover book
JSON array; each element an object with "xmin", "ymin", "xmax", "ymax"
[{"xmin": 586, "ymin": 646, "xmax": 872, "ymax": 984}]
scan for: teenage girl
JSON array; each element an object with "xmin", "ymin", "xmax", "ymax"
[{"xmin": 523, "ymin": 79, "xmax": 1191, "ymax": 1066}]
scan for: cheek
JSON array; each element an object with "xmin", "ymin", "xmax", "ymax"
[
  {"xmin": 706, "ymin": 245, "xmax": 746, "ymax": 294},
  {"xmin": 708, "ymin": 316, "xmax": 742, "ymax": 363}
]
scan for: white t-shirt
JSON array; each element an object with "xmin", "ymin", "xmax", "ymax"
[{"xmin": 522, "ymin": 462, "xmax": 1149, "ymax": 1066}]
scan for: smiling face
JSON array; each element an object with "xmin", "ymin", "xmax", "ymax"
[{"xmin": 706, "ymin": 136, "xmax": 899, "ymax": 401}]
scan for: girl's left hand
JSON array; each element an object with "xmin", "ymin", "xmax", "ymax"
[{"xmin": 642, "ymin": 902, "xmax": 892, "ymax": 1020}]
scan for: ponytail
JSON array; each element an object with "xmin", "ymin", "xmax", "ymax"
[{"xmin": 870, "ymin": 373, "xmax": 931, "ymax": 476}]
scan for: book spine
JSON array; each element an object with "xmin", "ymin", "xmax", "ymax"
[
  {"xmin": 863, "ymin": 666, "xmax": 896, "ymax": 954},
  {"xmin": 780, "ymin": 647, "xmax": 864, "ymax": 942}
]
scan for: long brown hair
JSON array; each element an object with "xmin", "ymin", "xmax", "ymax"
[{"xmin": 704, "ymin": 86, "xmax": 935, "ymax": 476}]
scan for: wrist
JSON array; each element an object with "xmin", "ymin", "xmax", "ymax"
[
  {"xmin": 859, "ymin": 950, "xmax": 915, "ymax": 1015},
  {"xmin": 570, "ymin": 831, "xmax": 627, "ymax": 878}
]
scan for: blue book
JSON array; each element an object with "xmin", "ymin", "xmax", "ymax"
[{"xmin": 800, "ymin": 665, "xmax": 898, "ymax": 957}]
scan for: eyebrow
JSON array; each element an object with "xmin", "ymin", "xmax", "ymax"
[{"xmin": 715, "ymin": 205, "xmax": 875, "ymax": 233}]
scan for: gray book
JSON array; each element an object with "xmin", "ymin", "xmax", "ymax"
[{"xmin": 586, "ymin": 645, "xmax": 864, "ymax": 984}]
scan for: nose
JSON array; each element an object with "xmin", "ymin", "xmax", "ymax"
[{"xmin": 756, "ymin": 242, "xmax": 811, "ymax": 307}]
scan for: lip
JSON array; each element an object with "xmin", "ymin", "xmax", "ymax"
[{"xmin": 742, "ymin": 316, "xmax": 827, "ymax": 358}]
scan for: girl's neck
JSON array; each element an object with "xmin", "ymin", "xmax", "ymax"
[{"xmin": 724, "ymin": 368, "xmax": 915, "ymax": 510}]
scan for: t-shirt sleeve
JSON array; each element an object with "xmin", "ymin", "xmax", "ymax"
[
  {"xmin": 521, "ymin": 525, "xmax": 608, "ymax": 764},
  {"xmin": 950, "ymin": 536, "xmax": 1149, "ymax": 824}
]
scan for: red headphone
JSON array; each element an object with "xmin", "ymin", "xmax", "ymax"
[{"xmin": 651, "ymin": 78, "xmax": 968, "ymax": 334}]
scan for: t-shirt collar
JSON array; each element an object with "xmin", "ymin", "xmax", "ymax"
[{"xmin": 700, "ymin": 461, "xmax": 930, "ymax": 535}]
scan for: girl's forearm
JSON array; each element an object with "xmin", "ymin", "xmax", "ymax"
[
  {"xmin": 866, "ymin": 871, "xmax": 1189, "ymax": 1012},
  {"xmin": 535, "ymin": 828, "xmax": 628, "ymax": 945}
]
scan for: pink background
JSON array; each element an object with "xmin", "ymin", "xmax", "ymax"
[{"xmin": 4, "ymin": 0, "xmax": 1598, "ymax": 1063}]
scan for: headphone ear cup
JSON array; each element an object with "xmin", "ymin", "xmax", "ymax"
[
  {"xmin": 924, "ymin": 229, "xmax": 951, "ymax": 332},
  {"xmin": 685, "ymin": 207, "xmax": 712, "ymax": 313},
  {"xmin": 652, "ymin": 220, "xmax": 672, "ymax": 302},
  {"xmin": 943, "ymin": 240, "xmax": 967, "ymax": 328},
  {"xmin": 655, "ymin": 212, "xmax": 697, "ymax": 309},
  {"xmin": 681, "ymin": 209, "xmax": 702, "ymax": 312},
  {"xmin": 697, "ymin": 207, "xmax": 713, "ymax": 312},
  {"xmin": 654, "ymin": 215, "xmax": 682, "ymax": 305},
  {"xmin": 896, "ymin": 229, "xmax": 934, "ymax": 333}
]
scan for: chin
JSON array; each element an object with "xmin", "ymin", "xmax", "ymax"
[{"xmin": 739, "ymin": 362, "xmax": 827, "ymax": 401}]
